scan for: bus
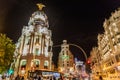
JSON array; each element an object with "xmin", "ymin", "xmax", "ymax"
[{"xmin": 28, "ymin": 70, "xmax": 62, "ymax": 80}]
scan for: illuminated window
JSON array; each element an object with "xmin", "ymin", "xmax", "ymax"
[
  {"xmin": 20, "ymin": 60, "xmax": 27, "ymax": 70},
  {"xmin": 61, "ymin": 54, "xmax": 69, "ymax": 61},
  {"xmin": 35, "ymin": 48, "xmax": 39, "ymax": 55},
  {"xmin": 44, "ymin": 60, "xmax": 49, "ymax": 69},
  {"xmin": 35, "ymin": 60, "xmax": 40, "ymax": 67},
  {"xmin": 31, "ymin": 59, "xmax": 40, "ymax": 68},
  {"xmin": 109, "ymin": 69, "xmax": 115, "ymax": 74}
]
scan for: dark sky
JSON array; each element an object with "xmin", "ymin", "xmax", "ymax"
[{"xmin": 0, "ymin": 0, "xmax": 120, "ymax": 62}]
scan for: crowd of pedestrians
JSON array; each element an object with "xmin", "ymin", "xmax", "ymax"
[{"xmin": 14, "ymin": 74, "xmax": 41, "ymax": 80}]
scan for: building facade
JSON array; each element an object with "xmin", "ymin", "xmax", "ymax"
[
  {"xmin": 90, "ymin": 47, "xmax": 100, "ymax": 79},
  {"xmin": 14, "ymin": 4, "xmax": 53, "ymax": 76},
  {"xmin": 58, "ymin": 40, "xmax": 74, "ymax": 74},
  {"xmin": 90, "ymin": 8, "xmax": 120, "ymax": 80}
]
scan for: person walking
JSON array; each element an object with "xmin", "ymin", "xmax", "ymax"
[
  {"xmin": 99, "ymin": 76, "xmax": 103, "ymax": 80},
  {"xmin": 15, "ymin": 74, "xmax": 20, "ymax": 80},
  {"xmin": 21, "ymin": 76, "xmax": 24, "ymax": 80}
]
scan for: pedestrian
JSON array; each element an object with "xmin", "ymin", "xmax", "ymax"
[
  {"xmin": 99, "ymin": 76, "xmax": 103, "ymax": 80},
  {"xmin": 15, "ymin": 74, "xmax": 20, "ymax": 80},
  {"xmin": 53, "ymin": 76, "xmax": 56, "ymax": 80},
  {"xmin": 37, "ymin": 75, "xmax": 41, "ymax": 80},
  {"xmin": 21, "ymin": 76, "xmax": 24, "ymax": 80}
]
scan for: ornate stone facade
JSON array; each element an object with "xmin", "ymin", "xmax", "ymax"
[
  {"xmin": 14, "ymin": 6, "xmax": 53, "ymax": 76},
  {"xmin": 90, "ymin": 8, "xmax": 120, "ymax": 80},
  {"xmin": 58, "ymin": 40, "xmax": 74, "ymax": 74}
]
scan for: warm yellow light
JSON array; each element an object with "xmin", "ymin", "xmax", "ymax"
[
  {"xmin": 36, "ymin": 3, "xmax": 45, "ymax": 10},
  {"xmin": 111, "ymin": 53, "xmax": 113, "ymax": 56}
]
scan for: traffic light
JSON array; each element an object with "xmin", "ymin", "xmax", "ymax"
[
  {"xmin": 86, "ymin": 58, "xmax": 91, "ymax": 73},
  {"xmin": 8, "ymin": 69, "xmax": 14, "ymax": 75},
  {"xmin": 86, "ymin": 58, "xmax": 91, "ymax": 64},
  {"xmin": 87, "ymin": 59, "xmax": 90, "ymax": 64}
]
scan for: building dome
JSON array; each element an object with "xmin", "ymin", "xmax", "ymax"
[
  {"xmin": 22, "ymin": 10, "xmax": 49, "ymax": 35},
  {"xmin": 28, "ymin": 10, "xmax": 49, "ymax": 28}
]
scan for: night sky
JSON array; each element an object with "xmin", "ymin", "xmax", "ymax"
[{"xmin": 0, "ymin": 0, "xmax": 120, "ymax": 63}]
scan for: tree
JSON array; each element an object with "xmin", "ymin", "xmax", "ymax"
[{"xmin": 0, "ymin": 33, "xmax": 15, "ymax": 74}]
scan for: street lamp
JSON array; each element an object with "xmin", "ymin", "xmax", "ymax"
[{"xmin": 69, "ymin": 44, "xmax": 87, "ymax": 61}]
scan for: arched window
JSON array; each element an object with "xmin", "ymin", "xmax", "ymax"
[
  {"xmin": 31, "ymin": 59, "xmax": 40, "ymax": 68},
  {"xmin": 44, "ymin": 60, "xmax": 49, "ymax": 69},
  {"xmin": 35, "ymin": 60, "xmax": 40, "ymax": 67},
  {"xmin": 35, "ymin": 48, "xmax": 39, "ymax": 55},
  {"xmin": 20, "ymin": 60, "xmax": 27, "ymax": 70}
]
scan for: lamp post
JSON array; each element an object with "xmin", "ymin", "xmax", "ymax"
[
  {"xmin": 69, "ymin": 43, "xmax": 87, "ymax": 61},
  {"xmin": 53, "ymin": 43, "xmax": 87, "ymax": 61}
]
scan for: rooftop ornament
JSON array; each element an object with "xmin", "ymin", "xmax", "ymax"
[{"xmin": 36, "ymin": 3, "xmax": 45, "ymax": 10}]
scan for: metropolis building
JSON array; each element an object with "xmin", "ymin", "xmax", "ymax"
[
  {"xmin": 14, "ymin": 4, "xmax": 53, "ymax": 76},
  {"xmin": 90, "ymin": 8, "xmax": 120, "ymax": 80}
]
